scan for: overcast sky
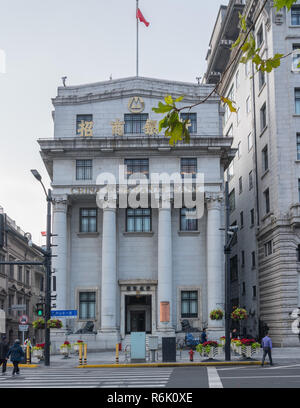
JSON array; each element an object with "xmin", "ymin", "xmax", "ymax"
[{"xmin": 0, "ymin": 0, "xmax": 226, "ymax": 244}]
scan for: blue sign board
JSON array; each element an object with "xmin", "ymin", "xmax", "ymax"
[{"xmin": 51, "ymin": 310, "xmax": 77, "ymax": 318}]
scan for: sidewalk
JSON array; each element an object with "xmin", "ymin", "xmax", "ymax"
[{"xmin": 22, "ymin": 346, "xmax": 300, "ymax": 368}]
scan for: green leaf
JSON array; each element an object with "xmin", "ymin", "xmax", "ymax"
[
  {"xmin": 274, "ymin": 0, "xmax": 298, "ymax": 11},
  {"xmin": 164, "ymin": 95, "xmax": 174, "ymax": 105},
  {"xmin": 152, "ymin": 101, "xmax": 173, "ymax": 114},
  {"xmin": 174, "ymin": 95, "xmax": 184, "ymax": 103},
  {"xmin": 221, "ymin": 97, "xmax": 237, "ymax": 113}
]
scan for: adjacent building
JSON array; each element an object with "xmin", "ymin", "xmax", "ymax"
[
  {"xmin": 0, "ymin": 206, "xmax": 45, "ymax": 344},
  {"xmin": 205, "ymin": 0, "xmax": 300, "ymax": 346},
  {"xmin": 38, "ymin": 76, "xmax": 235, "ymax": 348}
]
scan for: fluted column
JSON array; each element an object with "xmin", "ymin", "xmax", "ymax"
[
  {"xmin": 206, "ymin": 195, "xmax": 224, "ymax": 332},
  {"xmin": 52, "ymin": 197, "xmax": 68, "ymax": 311},
  {"xmin": 157, "ymin": 206, "xmax": 173, "ymax": 331},
  {"xmin": 100, "ymin": 208, "xmax": 117, "ymax": 331}
]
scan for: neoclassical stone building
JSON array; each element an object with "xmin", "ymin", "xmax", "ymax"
[{"xmin": 38, "ymin": 76, "xmax": 234, "ymax": 348}]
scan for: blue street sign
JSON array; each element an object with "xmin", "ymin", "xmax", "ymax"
[{"xmin": 51, "ymin": 310, "xmax": 77, "ymax": 318}]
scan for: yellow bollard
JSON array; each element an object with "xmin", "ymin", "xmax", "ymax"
[
  {"xmin": 79, "ymin": 342, "xmax": 83, "ymax": 366},
  {"xmin": 26, "ymin": 345, "xmax": 30, "ymax": 364},
  {"xmin": 84, "ymin": 343, "xmax": 87, "ymax": 365},
  {"xmin": 115, "ymin": 343, "xmax": 119, "ymax": 364}
]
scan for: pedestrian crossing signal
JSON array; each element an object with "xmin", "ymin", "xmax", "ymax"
[{"xmin": 36, "ymin": 303, "xmax": 44, "ymax": 317}]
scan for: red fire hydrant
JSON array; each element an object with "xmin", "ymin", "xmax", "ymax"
[{"xmin": 189, "ymin": 349, "xmax": 194, "ymax": 362}]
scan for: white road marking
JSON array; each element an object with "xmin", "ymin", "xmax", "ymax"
[{"xmin": 207, "ymin": 367, "xmax": 223, "ymax": 388}]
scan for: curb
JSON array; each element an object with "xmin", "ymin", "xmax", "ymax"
[
  {"xmin": 7, "ymin": 363, "xmax": 39, "ymax": 368},
  {"xmin": 76, "ymin": 361, "xmax": 265, "ymax": 368}
]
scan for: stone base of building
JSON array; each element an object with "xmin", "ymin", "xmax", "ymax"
[
  {"xmin": 206, "ymin": 327, "xmax": 225, "ymax": 342},
  {"xmin": 96, "ymin": 329, "xmax": 121, "ymax": 350}
]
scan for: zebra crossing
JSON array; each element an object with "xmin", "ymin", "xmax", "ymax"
[{"xmin": 0, "ymin": 367, "xmax": 174, "ymax": 388}]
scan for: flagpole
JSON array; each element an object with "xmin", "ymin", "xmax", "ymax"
[{"xmin": 136, "ymin": 0, "xmax": 139, "ymax": 77}]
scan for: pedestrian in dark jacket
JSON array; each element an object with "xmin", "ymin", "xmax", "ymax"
[
  {"xmin": 200, "ymin": 328, "xmax": 207, "ymax": 344},
  {"xmin": 261, "ymin": 332, "xmax": 273, "ymax": 367},
  {"xmin": 6, "ymin": 339, "xmax": 25, "ymax": 376},
  {"xmin": 0, "ymin": 336, "xmax": 9, "ymax": 375}
]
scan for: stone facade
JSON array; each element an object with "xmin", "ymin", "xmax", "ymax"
[
  {"xmin": 0, "ymin": 206, "xmax": 45, "ymax": 345},
  {"xmin": 38, "ymin": 76, "xmax": 235, "ymax": 349},
  {"xmin": 205, "ymin": 0, "xmax": 300, "ymax": 346}
]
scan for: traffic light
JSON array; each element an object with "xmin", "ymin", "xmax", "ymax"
[{"xmin": 36, "ymin": 303, "xmax": 44, "ymax": 317}]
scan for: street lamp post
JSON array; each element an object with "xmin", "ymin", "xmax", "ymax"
[{"xmin": 31, "ymin": 170, "xmax": 53, "ymax": 366}]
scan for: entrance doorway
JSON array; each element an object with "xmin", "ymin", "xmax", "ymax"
[
  {"xmin": 125, "ymin": 295, "xmax": 152, "ymax": 334},
  {"xmin": 130, "ymin": 311, "xmax": 145, "ymax": 332}
]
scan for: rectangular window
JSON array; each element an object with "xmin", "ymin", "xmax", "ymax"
[
  {"xmin": 76, "ymin": 160, "xmax": 92, "ymax": 180},
  {"xmin": 242, "ymin": 282, "xmax": 246, "ymax": 295},
  {"xmin": 291, "ymin": 5, "xmax": 300, "ymax": 26},
  {"xmin": 249, "ymin": 170, "xmax": 253, "ymax": 190},
  {"xmin": 298, "ymin": 179, "xmax": 300, "ymax": 202},
  {"xmin": 264, "ymin": 240, "xmax": 273, "ymax": 257},
  {"xmin": 236, "ymin": 70, "xmax": 240, "ymax": 89},
  {"xmin": 18, "ymin": 266, "xmax": 22, "ymax": 282},
  {"xmin": 264, "ymin": 188, "xmax": 270, "ymax": 214},
  {"xmin": 292, "ymin": 44, "xmax": 300, "ymax": 71},
  {"xmin": 180, "ymin": 113, "xmax": 197, "ymax": 134},
  {"xmin": 295, "ymin": 89, "xmax": 300, "ymax": 114},
  {"xmin": 76, "ymin": 114, "xmax": 93, "ymax": 136},
  {"xmin": 230, "ymin": 255, "xmax": 238, "ymax": 282},
  {"xmin": 124, "ymin": 114, "xmax": 148, "ymax": 134},
  {"xmin": 241, "ymin": 250, "xmax": 245, "ymax": 267},
  {"xmin": 180, "ymin": 158, "xmax": 197, "ymax": 178},
  {"xmin": 226, "ymin": 124, "xmax": 233, "ymax": 138},
  {"xmin": 80, "ymin": 208, "xmax": 97, "ymax": 233},
  {"xmin": 229, "ymin": 189, "xmax": 236, "ymax": 212},
  {"xmin": 246, "ymin": 96, "xmax": 251, "ymax": 114},
  {"xmin": 228, "ymin": 161, "xmax": 234, "ymax": 180},
  {"xmin": 259, "ymin": 70, "xmax": 265, "ymax": 89},
  {"xmin": 297, "ymin": 134, "xmax": 300, "ymax": 160},
  {"xmin": 79, "ymin": 292, "xmax": 96, "ymax": 319},
  {"xmin": 25, "ymin": 270, "xmax": 30, "ymax": 286},
  {"xmin": 181, "ymin": 291, "xmax": 198, "ymax": 318},
  {"xmin": 262, "ymin": 145, "xmax": 269, "ymax": 172},
  {"xmin": 253, "ymin": 286, "xmax": 257, "ymax": 298},
  {"xmin": 250, "ymin": 208, "xmax": 255, "ymax": 226},
  {"xmin": 236, "ymin": 107, "xmax": 240, "ymax": 125},
  {"xmin": 124, "ymin": 159, "xmax": 149, "ymax": 179},
  {"xmin": 180, "ymin": 208, "xmax": 198, "ymax": 231},
  {"xmin": 251, "ymin": 251, "xmax": 256, "ymax": 268},
  {"xmin": 9, "ymin": 257, "xmax": 14, "ymax": 279},
  {"xmin": 126, "ymin": 208, "xmax": 151, "ymax": 232},
  {"xmin": 297, "ymin": 244, "xmax": 300, "ymax": 262},
  {"xmin": 239, "ymin": 176, "xmax": 243, "ymax": 195},
  {"xmin": 0, "ymin": 255, "xmax": 4, "ymax": 275},
  {"xmin": 260, "ymin": 103, "xmax": 267, "ymax": 131},
  {"xmin": 237, "ymin": 141, "xmax": 241, "ymax": 159},
  {"xmin": 240, "ymin": 211, "xmax": 244, "ymax": 229},
  {"xmin": 248, "ymin": 133, "xmax": 253, "ymax": 151},
  {"xmin": 224, "ymin": 85, "xmax": 234, "ymax": 123},
  {"xmin": 257, "ymin": 25, "xmax": 264, "ymax": 47}
]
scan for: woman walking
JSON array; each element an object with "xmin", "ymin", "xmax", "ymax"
[{"xmin": 6, "ymin": 339, "xmax": 25, "ymax": 376}]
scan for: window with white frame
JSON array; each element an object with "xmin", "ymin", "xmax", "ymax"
[
  {"xmin": 292, "ymin": 44, "xmax": 300, "ymax": 71},
  {"xmin": 79, "ymin": 292, "xmax": 96, "ymax": 319}
]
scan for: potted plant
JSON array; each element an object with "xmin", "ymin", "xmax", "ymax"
[
  {"xmin": 60, "ymin": 341, "xmax": 71, "ymax": 357},
  {"xmin": 32, "ymin": 343, "xmax": 45, "ymax": 360},
  {"xmin": 231, "ymin": 307, "xmax": 248, "ymax": 321},
  {"xmin": 47, "ymin": 319, "xmax": 63, "ymax": 329},
  {"xmin": 240, "ymin": 338, "xmax": 261, "ymax": 358},
  {"xmin": 196, "ymin": 341, "xmax": 220, "ymax": 359},
  {"xmin": 32, "ymin": 318, "xmax": 45, "ymax": 330},
  {"xmin": 210, "ymin": 309, "xmax": 224, "ymax": 320}
]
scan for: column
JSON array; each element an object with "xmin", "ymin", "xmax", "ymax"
[
  {"xmin": 100, "ymin": 208, "xmax": 117, "ymax": 332},
  {"xmin": 157, "ymin": 207, "xmax": 173, "ymax": 332},
  {"xmin": 206, "ymin": 195, "xmax": 224, "ymax": 334},
  {"xmin": 52, "ymin": 197, "xmax": 68, "ymax": 312}
]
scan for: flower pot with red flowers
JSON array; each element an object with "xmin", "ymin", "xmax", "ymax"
[
  {"xmin": 32, "ymin": 343, "xmax": 45, "ymax": 360},
  {"xmin": 72, "ymin": 340, "xmax": 84, "ymax": 354},
  {"xmin": 209, "ymin": 309, "xmax": 224, "ymax": 321},
  {"xmin": 60, "ymin": 341, "xmax": 71, "ymax": 357},
  {"xmin": 240, "ymin": 338, "xmax": 261, "ymax": 358},
  {"xmin": 196, "ymin": 341, "xmax": 221, "ymax": 359},
  {"xmin": 47, "ymin": 319, "xmax": 63, "ymax": 329},
  {"xmin": 231, "ymin": 307, "xmax": 248, "ymax": 321}
]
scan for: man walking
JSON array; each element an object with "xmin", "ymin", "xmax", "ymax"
[
  {"xmin": 261, "ymin": 332, "xmax": 273, "ymax": 367},
  {"xmin": 0, "ymin": 336, "xmax": 9, "ymax": 375},
  {"xmin": 6, "ymin": 339, "xmax": 25, "ymax": 376}
]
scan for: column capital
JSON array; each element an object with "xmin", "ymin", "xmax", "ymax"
[
  {"xmin": 52, "ymin": 196, "xmax": 68, "ymax": 213},
  {"xmin": 205, "ymin": 192, "xmax": 223, "ymax": 211}
]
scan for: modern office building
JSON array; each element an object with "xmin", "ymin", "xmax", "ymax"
[
  {"xmin": 38, "ymin": 76, "xmax": 235, "ymax": 348},
  {"xmin": 205, "ymin": 0, "xmax": 300, "ymax": 346}
]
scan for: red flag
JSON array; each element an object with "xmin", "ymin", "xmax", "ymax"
[
  {"xmin": 136, "ymin": 8, "xmax": 149, "ymax": 27},
  {"xmin": 41, "ymin": 231, "xmax": 46, "ymax": 236}
]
